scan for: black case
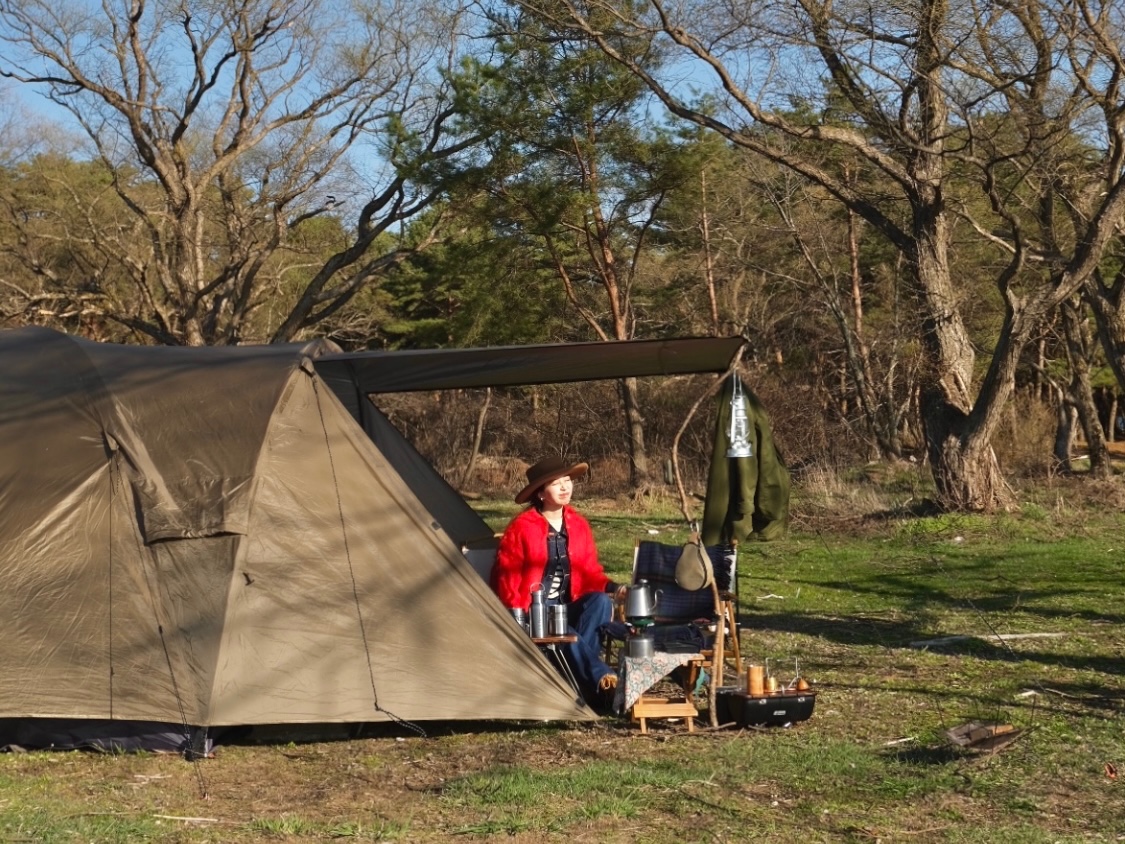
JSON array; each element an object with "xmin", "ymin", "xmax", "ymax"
[{"xmin": 715, "ymin": 687, "xmax": 817, "ymax": 727}]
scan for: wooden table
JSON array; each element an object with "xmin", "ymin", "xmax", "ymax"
[{"xmin": 612, "ymin": 651, "xmax": 703, "ymax": 733}]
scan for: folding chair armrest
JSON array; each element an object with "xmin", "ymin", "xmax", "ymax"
[{"xmin": 612, "ymin": 590, "xmax": 627, "ymax": 623}]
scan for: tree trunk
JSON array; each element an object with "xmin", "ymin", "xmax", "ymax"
[
  {"xmin": 921, "ymin": 387, "xmax": 1011, "ymax": 510},
  {"xmin": 699, "ymin": 169, "xmax": 720, "ymax": 335},
  {"xmin": 1086, "ymin": 274, "xmax": 1125, "ymax": 399},
  {"xmin": 1053, "ymin": 395, "xmax": 1077, "ymax": 472},
  {"xmin": 460, "ymin": 387, "xmax": 492, "ymax": 490},
  {"xmin": 620, "ymin": 376, "xmax": 649, "ymax": 488},
  {"xmin": 1060, "ymin": 299, "xmax": 1110, "ymax": 478},
  {"xmin": 911, "ymin": 194, "xmax": 1012, "ymax": 511}
]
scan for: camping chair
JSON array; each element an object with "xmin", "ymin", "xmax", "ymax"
[
  {"xmin": 612, "ymin": 539, "xmax": 741, "ymax": 728},
  {"xmin": 460, "ymin": 534, "xmax": 503, "ymax": 584}
]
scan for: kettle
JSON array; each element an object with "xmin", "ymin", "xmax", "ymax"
[{"xmin": 625, "ymin": 579, "xmax": 661, "ymax": 620}]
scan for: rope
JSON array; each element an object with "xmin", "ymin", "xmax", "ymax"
[
  {"xmin": 310, "ymin": 376, "xmax": 425, "ymax": 738},
  {"xmin": 107, "ymin": 438, "xmax": 115, "ymax": 720},
  {"xmin": 669, "ymin": 346, "xmax": 746, "ymax": 529}
]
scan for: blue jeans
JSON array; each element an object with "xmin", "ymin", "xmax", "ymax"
[{"xmin": 558, "ymin": 591, "xmax": 613, "ymax": 704}]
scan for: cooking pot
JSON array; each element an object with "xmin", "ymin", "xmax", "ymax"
[
  {"xmin": 626, "ymin": 631, "xmax": 655, "ymax": 658},
  {"xmin": 624, "ymin": 579, "xmax": 661, "ymax": 619}
]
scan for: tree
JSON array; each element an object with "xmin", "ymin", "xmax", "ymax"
[
  {"xmin": 380, "ymin": 208, "xmax": 572, "ymax": 349},
  {"xmin": 510, "ymin": 0, "xmax": 1125, "ymax": 510},
  {"xmin": 0, "ymin": 153, "xmax": 132, "ymax": 339},
  {"xmin": 0, "ymin": 0, "xmax": 477, "ymax": 345},
  {"xmin": 449, "ymin": 2, "xmax": 703, "ymax": 489},
  {"xmin": 655, "ymin": 135, "xmax": 918, "ymax": 461}
]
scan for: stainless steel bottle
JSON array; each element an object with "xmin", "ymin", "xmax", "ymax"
[{"xmin": 529, "ymin": 587, "xmax": 547, "ymax": 638}]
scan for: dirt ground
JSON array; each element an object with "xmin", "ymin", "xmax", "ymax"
[{"xmin": 31, "ymin": 715, "xmax": 764, "ymax": 842}]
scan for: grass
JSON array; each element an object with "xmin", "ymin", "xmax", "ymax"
[{"xmin": 2, "ymin": 473, "xmax": 1124, "ymax": 843}]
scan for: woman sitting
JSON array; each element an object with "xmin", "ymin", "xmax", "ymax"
[{"xmin": 491, "ymin": 456, "xmax": 621, "ymax": 707}]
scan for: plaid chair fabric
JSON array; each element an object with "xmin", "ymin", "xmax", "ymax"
[{"xmin": 632, "ymin": 541, "xmax": 735, "ymax": 624}]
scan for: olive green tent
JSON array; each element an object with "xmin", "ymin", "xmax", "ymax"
[{"xmin": 0, "ymin": 327, "xmax": 743, "ymax": 751}]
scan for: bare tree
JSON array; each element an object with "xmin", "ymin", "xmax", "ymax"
[
  {"xmin": 509, "ymin": 0, "xmax": 1125, "ymax": 510},
  {"xmin": 769, "ymin": 175, "xmax": 913, "ymax": 461},
  {"xmin": 0, "ymin": 0, "xmax": 476, "ymax": 345},
  {"xmin": 663, "ymin": 147, "xmax": 915, "ymax": 462}
]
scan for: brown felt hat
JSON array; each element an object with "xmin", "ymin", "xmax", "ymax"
[{"xmin": 515, "ymin": 456, "xmax": 589, "ymax": 505}]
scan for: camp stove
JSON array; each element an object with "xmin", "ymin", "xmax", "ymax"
[{"xmin": 623, "ymin": 580, "xmax": 660, "ymax": 657}]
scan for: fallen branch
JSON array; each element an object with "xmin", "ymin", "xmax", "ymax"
[
  {"xmin": 909, "ymin": 632, "xmax": 1066, "ymax": 648},
  {"xmin": 910, "ymin": 635, "xmax": 970, "ymax": 647},
  {"xmin": 153, "ymin": 815, "xmax": 223, "ymax": 824}
]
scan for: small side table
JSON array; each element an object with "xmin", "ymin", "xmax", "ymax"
[
  {"xmin": 630, "ymin": 695, "xmax": 698, "ymax": 734},
  {"xmin": 613, "ymin": 651, "xmax": 703, "ymax": 733},
  {"xmin": 532, "ymin": 634, "xmax": 581, "ymax": 702}
]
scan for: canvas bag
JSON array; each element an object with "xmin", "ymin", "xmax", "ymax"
[{"xmin": 674, "ymin": 532, "xmax": 714, "ymax": 591}]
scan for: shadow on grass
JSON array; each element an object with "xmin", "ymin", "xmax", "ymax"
[
  {"xmin": 777, "ymin": 555, "xmax": 1125, "ymax": 629},
  {"xmin": 879, "ymin": 744, "xmax": 964, "ymax": 765},
  {"xmin": 225, "ymin": 718, "xmax": 581, "ymax": 747},
  {"xmin": 738, "ymin": 608, "xmax": 1125, "ymax": 693}
]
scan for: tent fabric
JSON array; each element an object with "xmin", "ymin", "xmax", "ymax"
[
  {"xmin": 0, "ymin": 327, "xmax": 593, "ymax": 745},
  {"xmin": 356, "ymin": 400, "xmax": 497, "ymax": 548},
  {"xmin": 314, "ymin": 336, "xmax": 746, "ymax": 393},
  {"xmin": 701, "ymin": 377, "xmax": 791, "ymax": 544},
  {"xmin": 315, "ymin": 358, "xmax": 498, "ymax": 549}
]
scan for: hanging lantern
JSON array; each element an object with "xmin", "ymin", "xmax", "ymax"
[{"xmin": 726, "ymin": 376, "xmax": 754, "ymax": 459}]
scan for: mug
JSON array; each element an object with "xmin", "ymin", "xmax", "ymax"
[
  {"xmin": 747, "ymin": 664, "xmax": 765, "ymax": 696},
  {"xmin": 549, "ymin": 604, "xmax": 568, "ymax": 636}
]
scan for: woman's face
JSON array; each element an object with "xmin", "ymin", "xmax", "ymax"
[{"xmin": 539, "ymin": 475, "xmax": 573, "ymax": 509}]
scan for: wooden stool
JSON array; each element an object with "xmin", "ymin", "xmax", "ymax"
[{"xmin": 630, "ymin": 693, "xmax": 698, "ymax": 734}]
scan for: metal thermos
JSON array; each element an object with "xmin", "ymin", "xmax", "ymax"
[
  {"xmin": 509, "ymin": 607, "xmax": 529, "ymax": 634},
  {"xmin": 529, "ymin": 587, "xmax": 547, "ymax": 638},
  {"xmin": 549, "ymin": 604, "xmax": 568, "ymax": 636}
]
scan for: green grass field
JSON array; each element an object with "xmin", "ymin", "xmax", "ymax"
[{"xmin": 2, "ymin": 481, "xmax": 1123, "ymax": 843}]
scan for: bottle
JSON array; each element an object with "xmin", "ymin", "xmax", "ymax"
[{"xmin": 529, "ymin": 586, "xmax": 547, "ymax": 638}]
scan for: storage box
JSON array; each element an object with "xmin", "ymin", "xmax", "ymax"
[{"xmin": 715, "ymin": 686, "xmax": 816, "ymax": 727}]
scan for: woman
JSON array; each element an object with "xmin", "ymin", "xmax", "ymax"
[{"xmin": 491, "ymin": 455, "xmax": 621, "ymax": 706}]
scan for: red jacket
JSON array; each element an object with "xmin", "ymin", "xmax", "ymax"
[{"xmin": 491, "ymin": 505, "xmax": 610, "ymax": 610}]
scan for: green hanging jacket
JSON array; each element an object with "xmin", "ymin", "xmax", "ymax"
[{"xmin": 701, "ymin": 377, "xmax": 790, "ymax": 545}]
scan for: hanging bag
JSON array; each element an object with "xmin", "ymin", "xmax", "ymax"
[{"xmin": 675, "ymin": 531, "xmax": 713, "ymax": 591}]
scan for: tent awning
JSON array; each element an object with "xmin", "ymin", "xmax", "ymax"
[{"xmin": 314, "ymin": 336, "xmax": 744, "ymax": 393}]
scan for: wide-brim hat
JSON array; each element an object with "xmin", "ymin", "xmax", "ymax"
[{"xmin": 515, "ymin": 456, "xmax": 589, "ymax": 504}]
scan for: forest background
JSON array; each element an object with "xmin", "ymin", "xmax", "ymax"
[{"xmin": 4, "ymin": 0, "xmax": 1125, "ymax": 513}]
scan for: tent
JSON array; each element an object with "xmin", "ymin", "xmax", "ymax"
[{"xmin": 0, "ymin": 327, "xmax": 743, "ymax": 752}]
